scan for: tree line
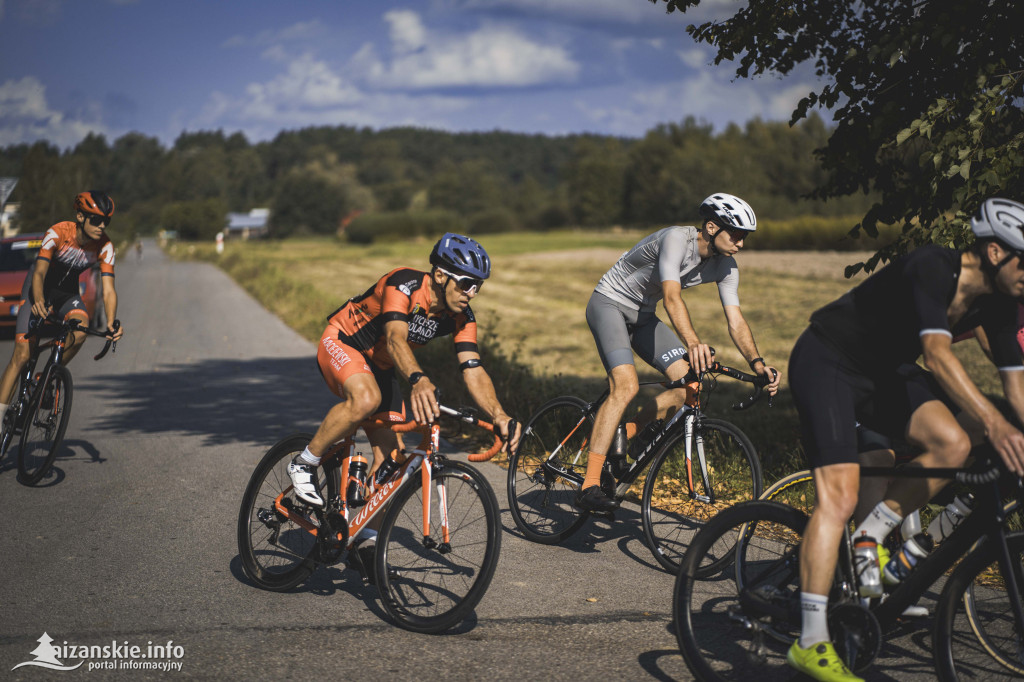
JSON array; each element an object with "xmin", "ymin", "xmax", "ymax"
[{"xmin": 0, "ymin": 114, "xmax": 872, "ymax": 241}]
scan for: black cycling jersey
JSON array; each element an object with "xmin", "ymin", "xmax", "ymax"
[{"xmin": 810, "ymin": 245, "xmax": 1022, "ymax": 371}]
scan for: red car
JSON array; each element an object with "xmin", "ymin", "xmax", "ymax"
[{"xmin": 0, "ymin": 233, "xmax": 103, "ymax": 330}]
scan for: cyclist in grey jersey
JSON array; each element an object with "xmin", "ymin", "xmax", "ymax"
[
  {"xmin": 594, "ymin": 225, "xmax": 740, "ymax": 312},
  {"xmin": 578, "ymin": 193, "xmax": 781, "ymax": 512}
]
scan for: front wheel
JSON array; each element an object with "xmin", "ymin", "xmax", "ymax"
[
  {"xmin": 934, "ymin": 531, "xmax": 1024, "ymax": 681},
  {"xmin": 674, "ymin": 501, "xmax": 808, "ymax": 682},
  {"xmin": 642, "ymin": 417, "xmax": 762, "ymax": 574},
  {"xmin": 237, "ymin": 434, "xmax": 331, "ymax": 591},
  {"xmin": 507, "ymin": 396, "xmax": 592, "ymax": 544},
  {"xmin": 377, "ymin": 459, "xmax": 501, "ymax": 634},
  {"xmin": 17, "ymin": 365, "xmax": 72, "ymax": 485}
]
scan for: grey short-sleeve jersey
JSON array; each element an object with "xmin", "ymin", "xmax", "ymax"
[{"xmin": 593, "ymin": 226, "xmax": 740, "ymax": 311}]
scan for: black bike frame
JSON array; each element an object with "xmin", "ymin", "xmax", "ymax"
[{"xmin": 855, "ymin": 467, "xmax": 1024, "ymax": 636}]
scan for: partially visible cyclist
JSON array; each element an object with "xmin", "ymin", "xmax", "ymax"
[
  {"xmin": 786, "ymin": 197, "xmax": 1024, "ymax": 681},
  {"xmin": 0, "ymin": 190, "xmax": 123, "ymax": 430},
  {"xmin": 578, "ymin": 193, "xmax": 781, "ymax": 512},
  {"xmin": 287, "ymin": 233, "xmax": 521, "ymax": 565}
]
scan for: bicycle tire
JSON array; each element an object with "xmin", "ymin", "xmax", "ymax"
[
  {"xmin": 934, "ymin": 530, "xmax": 1024, "ymax": 681},
  {"xmin": 506, "ymin": 395, "xmax": 592, "ymax": 544},
  {"xmin": 0, "ymin": 373, "xmax": 25, "ymax": 460},
  {"xmin": 377, "ymin": 459, "xmax": 501, "ymax": 634},
  {"xmin": 674, "ymin": 500, "xmax": 809, "ymax": 682},
  {"xmin": 237, "ymin": 434, "xmax": 329, "ymax": 591},
  {"xmin": 642, "ymin": 417, "xmax": 763, "ymax": 575},
  {"xmin": 17, "ymin": 365, "xmax": 72, "ymax": 485}
]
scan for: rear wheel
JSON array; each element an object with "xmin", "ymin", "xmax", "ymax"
[
  {"xmin": 507, "ymin": 396, "xmax": 592, "ymax": 544},
  {"xmin": 377, "ymin": 459, "xmax": 501, "ymax": 633},
  {"xmin": 17, "ymin": 365, "xmax": 72, "ymax": 485},
  {"xmin": 642, "ymin": 417, "xmax": 762, "ymax": 574},
  {"xmin": 237, "ymin": 434, "xmax": 332, "ymax": 591}
]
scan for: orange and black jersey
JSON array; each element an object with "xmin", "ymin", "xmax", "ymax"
[
  {"xmin": 327, "ymin": 268, "xmax": 478, "ymax": 369},
  {"xmin": 33, "ymin": 221, "xmax": 115, "ymax": 300}
]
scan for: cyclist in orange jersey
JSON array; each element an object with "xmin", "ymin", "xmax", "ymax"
[
  {"xmin": 0, "ymin": 190, "xmax": 123, "ymax": 430},
  {"xmin": 288, "ymin": 233, "xmax": 521, "ymax": 514}
]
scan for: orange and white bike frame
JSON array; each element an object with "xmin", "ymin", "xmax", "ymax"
[{"xmin": 273, "ymin": 408, "xmax": 502, "ymax": 550}]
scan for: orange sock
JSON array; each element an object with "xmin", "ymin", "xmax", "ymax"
[
  {"xmin": 624, "ymin": 422, "xmax": 638, "ymax": 440},
  {"xmin": 583, "ymin": 451, "xmax": 606, "ymax": 490}
]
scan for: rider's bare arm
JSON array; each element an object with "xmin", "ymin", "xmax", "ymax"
[
  {"xmin": 30, "ymin": 259, "xmax": 50, "ymax": 317},
  {"xmin": 101, "ymin": 275, "xmax": 123, "ymax": 340},
  {"xmin": 922, "ymin": 332, "xmax": 1024, "ymax": 475},
  {"xmin": 661, "ymin": 280, "xmax": 712, "ymax": 374},
  {"xmin": 384, "ymin": 319, "xmax": 438, "ymax": 424},
  {"xmin": 458, "ymin": 350, "xmax": 520, "ymax": 453},
  {"xmin": 723, "ymin": 305, "xmax": 781, "ymax": 394}
]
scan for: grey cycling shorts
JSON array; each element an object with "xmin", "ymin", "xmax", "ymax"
[{"xmin": 586, "ymin": 291, "xmax": 688, "ymax": 374}]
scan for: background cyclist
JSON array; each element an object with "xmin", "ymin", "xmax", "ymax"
[
  {"xmin": 786, "ymin": 197, "xmax": 1024, "ymax": 681},
  {"xmin": 287, "ymin": 233, "xmax": 521, "ymax": 564},
  {"xmin": 578, "ymin": 193, "xmax": 781, "ymax": 512},
  {"xmin": 0, "ymin": 190, "xmax": 123, "ymax": 430}
]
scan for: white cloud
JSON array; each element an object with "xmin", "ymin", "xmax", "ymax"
[
  {"xmin": 240, "ymin": 53, "xmax": 364, "ymax": 118},
  {"xmin": 223, "ymin": 20, "xmax": 328, "ymax": 48},
  {"xmin": 193, "ymin": 48, "xmax": 473, "ymax": 138},
  {"xmin": 386, "ymin": 10, "xmax": 427, "ymax": 54},
  {"xmin": 678, "ymin": 47, "xmax": 709, "ymax": 70},
  {"xmin": 0, "ymin": 77, "xmax": 107, "ymax": 147},
  {"xmin": 573, "ymin": 69, "xmax": 818, "ymax": 136},
  {"xmin": 365, "ymin": 10, "xmax": 579, "ymax": 89}
]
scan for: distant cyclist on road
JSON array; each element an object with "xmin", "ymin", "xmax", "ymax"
[
  {"xmin": 0, "ymin": 190, "xmax": 124, "ymax": 430},
  {"xmin": 288, "ymin": 233, "xmax": 521, "ymax": 534},
  {"xmin": 786, "ymin": 197, "xmax": 1024, "ymax": 681},
  {"xmin": 578, "ymin": 193, "xmax": 781, "ymax": 512}
]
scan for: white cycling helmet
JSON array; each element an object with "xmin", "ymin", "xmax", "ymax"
[
  {"xmin": 699, "ymin": 193, "xmax": 757, "ymax": 232},
  {"xmin": 970, "ymin": 197, "xmax": 1024, "ymax": 251}
]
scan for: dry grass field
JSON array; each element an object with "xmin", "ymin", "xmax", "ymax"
[{"xmin": 174, "ymin": 231, "xmax": 1001, "ymax": 477}]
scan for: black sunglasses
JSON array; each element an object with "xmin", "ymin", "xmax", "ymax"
[{"xmin": 86, "ymin": 215, "xmax": 110, "ymax": 227}]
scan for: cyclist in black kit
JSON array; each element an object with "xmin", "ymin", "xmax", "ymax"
[{"xmin": 786, "ymin": 197, "xmax": 1024, "ymax": 681}]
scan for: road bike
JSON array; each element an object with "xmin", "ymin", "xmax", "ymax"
[
  {"xmin": 3, "ymin": 315, "xmax": 118, "ymax": 485},
  {"xmin": 673, "ymin": 445, "xmax": 1024, "ymax": 681},
  {"xmin": 237, "ymin": 404, "xmax": 505, "ymax": 634},
  {"xmin": 507, "ymin": 360, "xmax": 773, "ymax": 574}
]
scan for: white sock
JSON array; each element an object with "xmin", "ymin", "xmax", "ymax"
[
  {"xmin": 854, "ymin": 501, "xmax": 903, "ymax": 542},
  {"xmin": 299, "ymin": 446, "xmax": 320, "ymax": 466},
  {"xmin": 354, "ymin": 528, "xmax": 378, "ymax": 544},
  {"xmin": 799, "ymin": 592, "xmax": 830, "ymax": 648}
]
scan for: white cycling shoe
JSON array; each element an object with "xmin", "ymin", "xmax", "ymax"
[{"xmin": 287, "ymin": 456, "xmax": 324, "ymax": 507}]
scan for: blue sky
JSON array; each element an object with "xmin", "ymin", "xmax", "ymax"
[{"xmin": 0, "ymin": 0, "xmax": 820, "ymax": 148}]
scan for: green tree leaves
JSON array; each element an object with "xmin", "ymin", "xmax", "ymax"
[{"xmin": 651, "ymin": 0, "xmax": 1024, "ymax": 270}]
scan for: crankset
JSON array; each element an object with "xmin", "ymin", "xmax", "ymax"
[
  {"xmin": 316, "ymin": 510, "xmax": 349, "ymax": 564},
  {"xmin": 829, "ymin": 602, "xmax": 881, "ymax": 673}
]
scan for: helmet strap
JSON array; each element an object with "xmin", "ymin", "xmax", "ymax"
[{"xmin": 706, "ymin": 223, "xmax": 725, "ymax": 257}]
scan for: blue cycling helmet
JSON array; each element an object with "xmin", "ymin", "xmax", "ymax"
[{"xmin": 429, "ymin": 233, "xmax": 491, "ymax": 279}]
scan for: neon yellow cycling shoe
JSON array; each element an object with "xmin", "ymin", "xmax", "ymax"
[
  {"xmin": 787, "ymin": 640, "xmax": 864, "ymax": 682},
  {"xmin": 878, "ymin": 545, "xmax": 890, "ymax": 575}
]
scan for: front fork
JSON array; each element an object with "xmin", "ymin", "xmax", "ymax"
[{"xmin": 682, "ymin": 410, "xmax": 714, "ymax": 504}]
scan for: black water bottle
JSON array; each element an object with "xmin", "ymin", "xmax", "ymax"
[
  {"xmin": 347, "ymin": 453, "xmax": 369, "ymax": 507},
  {"xmin": 607, "ymin": 424, "xmax": 629, "ymax": 477}
]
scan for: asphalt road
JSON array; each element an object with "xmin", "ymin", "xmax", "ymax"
[{"xmin": 0, "ymin": 242, "xmax": 948, "ymax": 680}]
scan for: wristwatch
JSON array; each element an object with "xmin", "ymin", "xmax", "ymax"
[{"xmin": 408, "ymin": 372, "xmax": 426, "ymax": 385}]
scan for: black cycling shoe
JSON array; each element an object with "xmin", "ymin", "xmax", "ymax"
[
  {"xmin": 575, "ymin": 485, "xmax": 618, "ymax": 513},
  {"xmin": 347, "ymin": 541, "xmax": 377, "ymax": 585}
]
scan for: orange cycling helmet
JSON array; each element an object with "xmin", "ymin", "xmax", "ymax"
[{"xmin": 75, "ymin": 190, "xmax": 115, "ymax": 218}]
